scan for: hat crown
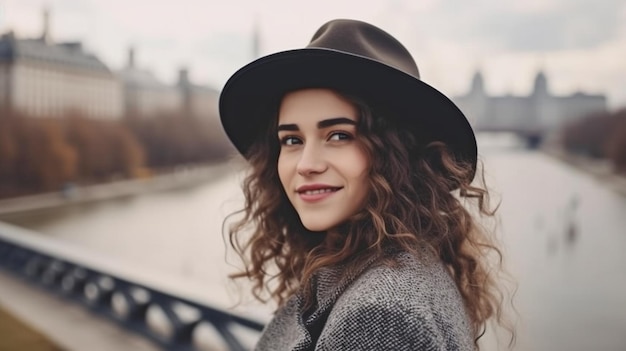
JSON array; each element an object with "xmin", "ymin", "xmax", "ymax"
[
  {"xmin": 307, "ymin": 19, "xmax": 420, "ymax": 79},
  {"xmin": 219, "ymin": 19, "xmax": 477, "ymax": 181}
]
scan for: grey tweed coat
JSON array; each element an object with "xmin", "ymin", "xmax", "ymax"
[{"xmin": 255, "ymin": 250, "xmax": 474, "ymax": 350}]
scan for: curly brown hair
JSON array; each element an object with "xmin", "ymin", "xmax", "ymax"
[{"xmin": 226, "ymin": 90, "xmax": 514, "ymax": 346}]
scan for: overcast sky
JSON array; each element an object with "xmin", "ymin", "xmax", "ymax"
[{"xmin": 1, "ymin": 0, "xmax": 625, "ymax": 107}]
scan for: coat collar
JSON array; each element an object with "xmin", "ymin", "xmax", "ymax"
[
  {"xmin": 278, "ymin": 248, "xmax": 406, "ymax": 350},
  {"xmin": 302, "ymin": 252, "xmax": 384, "ymax": 326}
]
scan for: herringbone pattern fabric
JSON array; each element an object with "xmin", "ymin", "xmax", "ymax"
[{"xmin": 255, "ymin": 251, "xmax": 474, "ymax": 351}]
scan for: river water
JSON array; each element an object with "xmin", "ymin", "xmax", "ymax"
[{"xmin": 3, "ymin": 135, "xmax": 626, "ymax": 351}]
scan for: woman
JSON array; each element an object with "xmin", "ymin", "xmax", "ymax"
[{"xmin": 220, "ymin": 19, "xmax": 511, "ymax": 350}]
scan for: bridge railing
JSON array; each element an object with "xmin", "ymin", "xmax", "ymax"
[{"xmin": 0, "ymin": 221, "xmax": 265, "ymax": 351}]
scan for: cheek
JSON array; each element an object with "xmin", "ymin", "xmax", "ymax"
[
  {"xmin": 355, "ymin": 172, "xmax": 370, "ymax": 203},
  {"xmin": 351, "ymin": 149, "xmax": 370, "ymax": 180}
]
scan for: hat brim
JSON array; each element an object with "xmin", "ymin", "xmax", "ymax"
[{"xmin": 219, "ymin": 48, "xmax": 477, "ymax": 179}]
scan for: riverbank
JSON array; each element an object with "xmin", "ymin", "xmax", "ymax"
[
  {"xmin": 542, "ymin": 145, "xmax": 626, "ymax": 197},
  {"xmin": 0, "ymin": 161, "xmax": 241, "ymax": 217}
]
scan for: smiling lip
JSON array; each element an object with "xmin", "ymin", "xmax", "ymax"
[{"xmin": 296, "ymin": 184, "xmax": 342, "ymax": 203}]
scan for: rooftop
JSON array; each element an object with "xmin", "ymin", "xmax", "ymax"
[{"xmin": 0, "ymin": 33, "xmax": 111, "ymax": 73}]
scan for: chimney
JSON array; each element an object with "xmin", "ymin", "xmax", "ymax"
[
  {"xmin": 178, "ymin": 67, "xmax": 189, "ymax": 86},
  {"xmin": 128, "ymin": 46, "xmax": 135, "ymax": 68},
  {"xmin": 179, "ymin": 67, "xmax": 192, "ymax": 117},
  {"xmin": 42, "ymin": 8, "xmax": 51, "ymax": 44},
  {"xmin": 252, "ymin": 16, "xmax": 261, "ymax": 59}
]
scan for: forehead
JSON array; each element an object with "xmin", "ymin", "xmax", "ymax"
[{"xmin": 277, "ymin": 88, "xmax": 358, "ymax": 125}]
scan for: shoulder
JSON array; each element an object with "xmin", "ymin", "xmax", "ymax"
[
  {"xmin": 345, "ymin": 251, "xmax": 462, "ymax": 308},
  {"xmin": 317, "ymin": 251, "xmax": 475, "ymax": 350}
]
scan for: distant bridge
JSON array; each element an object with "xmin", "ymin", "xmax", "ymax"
[{"xmin": 474, "ymin": 125, "xmax": 547, "ymax": 149}]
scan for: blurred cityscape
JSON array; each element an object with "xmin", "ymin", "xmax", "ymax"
[
  {"xmin": 1, "ymin": 4, "xmax": 626, "ymax": 351},
  {"xmin": 0, "ymin": 9, "xmax": 222, "ymax": 120},
  {"xmin": 1, "ymin": 9, "xmax": 624, "ymax": 200},
  {"xmin": 455, "ymin": 70, "xmax": 606, "ymax": 134},
  {"xmin": 0, "ymin": 9, "xmax": 237, "ymax": 199}
]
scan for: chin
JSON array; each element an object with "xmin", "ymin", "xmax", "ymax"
[
  {"xmin": 300, "ymin": 217, "xmax": 340, "ymax": 233},
  {"xmin": 302, "ymin": 223, "xmax": 333, "ymax": 233}
]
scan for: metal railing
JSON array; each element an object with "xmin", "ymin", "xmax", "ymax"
[{"xmin": 0, "ymin": 222, "xmax": 265, "ymax": 351}]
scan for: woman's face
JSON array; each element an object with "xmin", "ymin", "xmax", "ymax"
[{"xmin": 277, "ymin": 88, "xmax": 370, "ymax": 232}]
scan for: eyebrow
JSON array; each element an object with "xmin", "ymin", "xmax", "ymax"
[{"xmin": 277, "ymin": 117, "xmax": 357, "ymax": 132}]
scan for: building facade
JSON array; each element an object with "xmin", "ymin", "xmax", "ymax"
[
  {"xmin": 118, "ymin": 48, "xmax": 219, "ymax": 120},
  {"xmin": 453, "ymin": 71, "xmax": 607, "ymax": 133},
  {"xmin": 119, "ymin": 47, "xmax": 182, "ymax": 117},
  {"xmin": 177, "ymin": 67, "xmax": 219, "ymax": 119},
  {"xmin": 0, "ymin": 9, "xmax": 221, "ymax": 121},
  {"xmin": 0, "ymin": 11, "xmax": 123, "ymax": 119}
]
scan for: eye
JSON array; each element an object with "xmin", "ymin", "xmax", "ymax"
[
  {"xmin": 280, "ymin": 136, "xmax": 302, "ymax": 146},
  {"xmin": 328, "ymin": 132, "xmax": 353, "ymax": 141}
]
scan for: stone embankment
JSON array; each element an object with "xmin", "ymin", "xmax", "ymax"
[
  {"xmin": 0, "ymin": 161, "xmax": 238, "ymax": 216},
  {"xmin": 543, "ymin": 145, "xmax": 626, "ymax": 197}
]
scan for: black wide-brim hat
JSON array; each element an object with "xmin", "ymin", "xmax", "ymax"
[{"xmin": 219, "ymin": 19, "xmax": 477, "ymax": 180}]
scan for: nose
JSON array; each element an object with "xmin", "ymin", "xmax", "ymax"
[{"xmin": 296, "ymin": 143, "xmax": 327, "ymax": 176}]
